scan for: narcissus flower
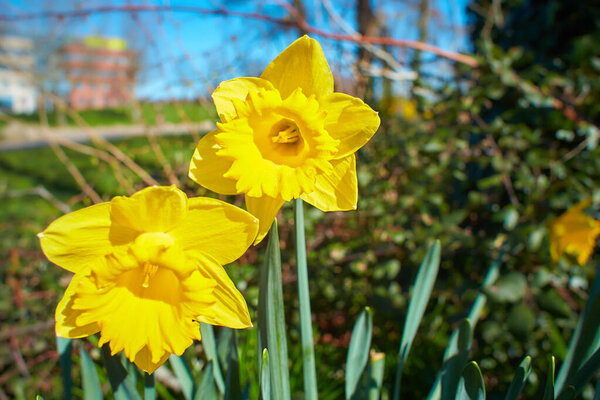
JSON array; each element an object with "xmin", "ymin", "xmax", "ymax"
[
  {"xmin": 548, "ymin": 199, "xmax": 600, "ymax": 265},
  {"xmin": 189, "ymin": 36, "xmax": 380, "ymax": 243},
  {"xmin": 38, "ymin": 186, "xmax": 258, "ymax": 373}
]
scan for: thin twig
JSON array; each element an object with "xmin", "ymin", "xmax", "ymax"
[
  {"xmin": 2, "ymin": 186, "xmax": 71, "ymax": 214},
  {"xmin": 38, "ymin": 102, "xmax": 103, "ymax": 204},
  {"xmin": 0, "ymin": 4, "xmax": 480, "ymax": 67}
]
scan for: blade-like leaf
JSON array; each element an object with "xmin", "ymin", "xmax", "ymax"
[
  {"xmin": 393, "ymin": 240, "xmax": 441, "ymax": 400},
  {"xmin": 217, "ymin": 327, "xmax": 233, "ymax": 374},
  {"xmin": 593, "ymin": 379, "xmax": 600, "ymax": 400},
  {"xmin": 504, "ymin": 356, "xmax": 531, "ymax": 400},
  {"xmin": 294, "ymin": 198, "xmax": 318, "ymax": 400},
  {"xmin": 57, "ymin": 337, "xmax": 73, "ymax": 400},
  {"xmin": 144, "ymin": 373, "xmax": 155, "ymax": 400},
  {"xmin": 368, "ymin": 353, "xmax": 386, "ymax": 400},
  {"xmin": 556, "ymin": 270, "xmax": 600, "ymax": 394},
  {"xmin": 194, "ymin": 361, "xmax": 218, "ymax": 400},
  {"xmin": 79, "ymin": 342, "xmax": 102, "ymax": 400},
  {"xmin": 542, "ymin": 356, "xmax": 555, "ymax": 400},
  {"xmin": 441, "ymin": 319, "xmax": 473, "ymax": 400},
  {"xmin": 456, "ymin": 362, "xmax": 485, "ymax": 400},
  {"xmin": 224, "ymin": 330, "xmax": 241, "ymax": 400},
  {"xmin": 258, "ymin": 221, "xmax": 291, "ymax": 400},
  {"xmin": 260, "ymin": 348, "xmax": 270, "ymax": 400},
  {"xmin": 564, "ymin": 343, "xmax": 600, "ymax": 397},
  {"xmin": 200, "ymin": 323, "xmax": 225, "ymax": 394},
  {"xmin": 345, "ymin": 307, "xmax": 373, "ymax": 399},
  {"xmin": 101, "ymin": 344, "xmax": 142, "ymax": 400},
  {"xmin": 556, "ymin": 387, "xmax": 575, "ymax": 400},
  {"xmin": 427, "ymin": 243, "xmax": 507, "ymax": 400},
  {"xmin": 169, "ymin": 354, "xmax": 194, "ymax": 400}
]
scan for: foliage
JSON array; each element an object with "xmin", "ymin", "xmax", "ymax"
[{"xmin": 2, "ymin": 0, "xmax": 600, "ymax": 399}]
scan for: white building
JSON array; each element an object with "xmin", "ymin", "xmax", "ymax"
[{"xmin": 0, "ymin": 36, "xmax": 37, "ymax": 114}]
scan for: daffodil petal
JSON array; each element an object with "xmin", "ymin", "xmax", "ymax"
[
  {"xmin": 321, "ymin": 93, "xmax": 380, "ymax": 159},
  {"xmin": 260, "ymin": 35, "xmax": 334, "ymax": 100},
  {"xmin": 110, "ymin": 186, "xmax": 188, "ymax": 233},
  {"xmin": 133, "ymin": 346, "xmax": 170, "ymax": 374},
  {"xmin": 213, "ymin": 77, "xmax": 275, "ymax": 122},
  {"xmin": 38, "ymin": 203, "xmax": 134, "ymax": 273},
  {"xmin": 55, "ymin": 273, "xmax": 100, "ymax": 338},
  {"xmin": 170, "ymin": 197, "xmax": 258, "ymax": 265},
  {"xmin": 548, "ymin": 199, "xmax": 600, "ymax": 265},
  {"xmin": 301, "ymin": 154, "xmax": 357, "ymax": 212},
  {"xmin": 194, "ymin": 256, "xmax": 252, "ymax": 329},
  {"xmin": 245, "ymin": 194, "xmax": 285, "ymax": 245},
  {"xmin": 189, "ymin": 130, "xmax": 239, "ymax": 195}
]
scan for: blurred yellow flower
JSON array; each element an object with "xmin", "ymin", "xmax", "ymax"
[
  {"xmin": 189, "ymin": 36, "xmax": 380, "ymax": 243},
  {"xmin": 401, "ymin": 100, "xmax": 417, "ymax": 120},
  {"xmin": 548, "ymin": 199, "xmax": 600, "ymax": 265},
  {"xmin": 38, "ymin": 186, "xmax": 258, "ymax": 373}
]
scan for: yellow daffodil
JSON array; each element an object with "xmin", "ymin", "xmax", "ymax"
[
  {"xmin": 548, "ymin": 199, "xmax": 600, "ymax": 265},
  {"xmin": 189, "ymin": 36, "xmax": 380, "ymax": 243},
  {"xmin": 38, "ymin": 186, "xmax": 258, "ymax": 373}
]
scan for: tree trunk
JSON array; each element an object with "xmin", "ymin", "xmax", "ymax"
[
  {"xmin": 356, "ymin": 0, "xmax": 377, "ymax": 103},
  {"xmin": 411, "ymin": 0, "xmax": 430, "ymax": 100}
]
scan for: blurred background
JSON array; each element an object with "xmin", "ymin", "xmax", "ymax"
[{"xmin": 1, "ymin": 0, "xmax": 600, "ymax": 399}]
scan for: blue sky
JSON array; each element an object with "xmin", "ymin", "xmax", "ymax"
[{"xmin": 1, "ymin": 0, "xmax": 472, "ymax": 100}]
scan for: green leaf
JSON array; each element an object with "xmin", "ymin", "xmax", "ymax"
[
  {"xmin": 168, "ymin": 355, "xmax": 194, "ymax": 400},
  {"xmin": 441, "ymin": 319, "xmax": 473, "ymax": 400},
  {"xmin": 217, "ymin": 327, "xmax": 233, "ymax": 374},
  {"xmin": 542, "ymin": 356, "xmax": 555, "ymax": 400},
  {"xmin": 194, "ymin": 362, "xmax": 218, "ymax": 400},
  {"xmin": 393, "ymin": 240, "xmax": 441, "ymax": 400},
  {"xmin": 556, "ymin": 386, "xmax": 575, "ymax": 400},
  {"xmin": 345, "ymin": 307, "xmax": 373, "ymax": 399},
  {"xmin": 485, "ymin": 272, "xmax": 526, "ymax": 303},
  {"xmin": 507, "ymin": 304, "xmax": 535, "ymax": 340},
  {"xmin": 368, "ymin": 353, "xmax": 386, "ymax": 400},
  {"xmin": 504, "ymin": 356, "xmax": 531, "ymax": 400},
  {"xmin": 260, "ymin": 348, "xmax": 270, "ymax": 400},
  {"xmin": 100, "ymin": 344, "xmax": 142, "ymax": 400},
  {"xmin": 593, "ymin": 379, "xmax": 600, "ymax": 400},
  {"xmin": 79, "ymin": 342, "xmax": 102, "ymax": 400},
  {"xmin": 428, "ymin": 242, "xmax": 507, "ymax": 400},
  {"xmin": 144, "ymin": 373, "xmax": 155, "ymax": 400},
  {"xmin": 563, "ymin": 344, "xmax": 600, "ymax": 397},
  {"xmin": 222, "ymin": 329, "xmax": 241, "ymax": 400},
  {"xmin": 534, "ymin": 288, "xmax": 572, "ymax": 318},
  {"xmin": 200, "ymin": 323, "xmax": 225, "ymax": 394},
  {"xmin": 257, "ymin": 221, "xmax": 290, "ymax": 400},
  {"xmin": 456, "ymin": 362, "xmax": 485, "ymax": 400},
  {"xmin": 556, "ymin": 272, "xmax": 600, "ymax": 393},
  {"xmin": 57, "ymin": 337, "xmax": 73, "ymax": 400},
  {"xmin": 294, "ymin": 198, "xmax": 318, "ymax": 400}
]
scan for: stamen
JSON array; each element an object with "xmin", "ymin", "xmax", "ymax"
[
  {"xmin": 272, "ymin": 124, "xmax": 299, "ymax": 144},
  {"xmin": 141, "ymin": 263, "xmax": 158, "ymax": 288}
]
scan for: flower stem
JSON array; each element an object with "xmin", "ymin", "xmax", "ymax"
[
  {"xmin": 295, "ymin": 198, "xmax": 318, "ymax": 400},
  {"xmin": 144, "ymin": 373, "xmax": 155, "ymax": 400}
]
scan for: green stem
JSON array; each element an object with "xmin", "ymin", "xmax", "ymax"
[
  {"xmin": 144, "ymin": 373, "xmax": 156, "ymax": 400},
  {"xmin": 295, "ymin": 199, "xmax": 318, "ymax": 399}
]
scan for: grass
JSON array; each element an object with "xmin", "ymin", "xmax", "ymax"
[{"xmin": 1, "ymin": 101, "xmax": 215, "ymax": 128}]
